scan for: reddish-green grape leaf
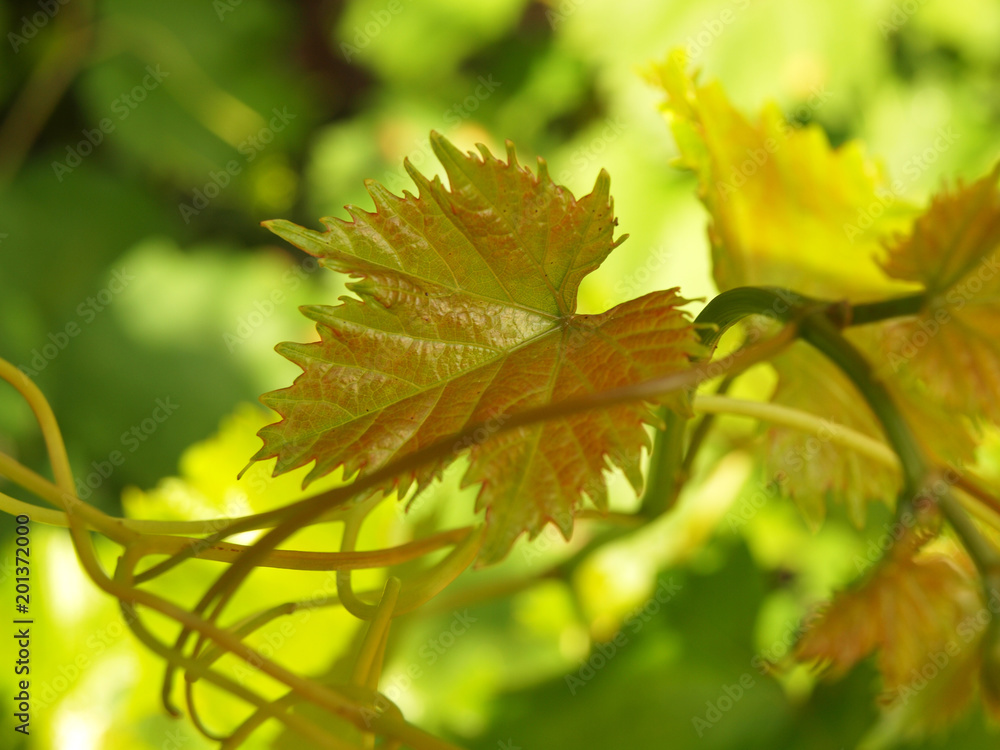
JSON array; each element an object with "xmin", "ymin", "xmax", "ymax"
[
  {"xmin": 796, "ymin": 535, "xmax": 988, "ymax": 726},
  {"xmin": 881, "ymin": 166, "xmax": 1000, "ymax": 425},
  {"xmin": 251, "ymin": 132, "xmax": 705, "ymax": 563}
]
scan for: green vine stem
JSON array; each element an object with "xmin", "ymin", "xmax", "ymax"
[
  {"xmin": 0, "ymin": 360, "xmax": 463, "ymax": 750},
  {"xmin": 642, "ymin": 285, "xmax": 935, "ymax": 516},
  {"xmin": 679, "ymin": 287, "xmax": 1000, "ymax": 679},
  {"xmin": 690, "ymin": 394, "xmax": 1000, "ymax": 529},
  {"xmin": 641, "ymin": 287, "xmax": 814, "ymax": 515},
  {"xmin": 797, "ymin": 313, "xmax": 926, "ymax": 495},
  {"xmin": 842, "ymin": 292, "xmax": 926, "ymax": 326},
  {"xmin": 799, "ymin": 312, "xmax": 1000, "ymax": 692},
  {"xmin": 638, "ymin": 407, "xmax": 686, "ymax": 517}
]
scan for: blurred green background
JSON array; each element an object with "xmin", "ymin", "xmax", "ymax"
[{"xmin": 1, "ymin": 0, "xmax": 1000, "ymax": 748}]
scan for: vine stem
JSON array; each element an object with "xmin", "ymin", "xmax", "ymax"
[
  {"xmin": 693, "ymin": 394, "xmax": 896, "ymax": 465},
  {"xmin": 640, "ymin": 287, "xmax": 814, "ymax": 515},
  {"xmin": 801, "ymin": 315, "xmax": 1000, "ymax": 568},
  {"xmin": 0, "ymin": 448, "xmax": 469, "ymax": 576},
  {"xmin": 683, "ymin": 289, "xmax": 1000, "ymax": 585},
  {"xmin": 0, "ymin": 363, "xmax": 380, "ymax": 746},
  {"xmin": 0, "ymin": 360, "xmax": 463, "ymax": 750},
  {"xmin": 0, "ymin": 324, "xmax": 793, "ymax": 749},
  {"xmin": 0, "ymin": 454, "xmax": 356, "ymax": 538},
  {"xmin": 352, "ymin": 576, "xmax": 402, "ymax": 687}
]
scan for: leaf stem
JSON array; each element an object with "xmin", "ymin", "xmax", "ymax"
[
  {"xmin": 638, "ymin": 407, "xmax": 686, "ymax": 517},
  {"xmin": 659, "ymin": 290, "xmax": 1000, "ymax": 592},
  {"xmin": 798, "ymin": 314, "xmax": 1000, "ymax": 588},
  {"xmin": 693, "ymin": 394, "xmax": 896, "ymax": 466},
  {"xmin": 844, "ymin": 292, "xmax": 926, "ymax": 326},
  {"xmin": 679, "ymin": 376, "xmax": 735, "ymax": 478}
]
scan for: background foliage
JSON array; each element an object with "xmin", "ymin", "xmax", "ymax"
[{"xmin": 1, "ymin": 0, "xmax": 1000, "ymax": 748}]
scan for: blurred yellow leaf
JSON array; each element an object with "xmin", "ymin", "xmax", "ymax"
[
  {"xmin": 645, "ymin": 49, "xmax": 917, "ymax": 302},
  {"xmin": 646, "ymin": 51, "xmax": 977, "ymax": 527}
]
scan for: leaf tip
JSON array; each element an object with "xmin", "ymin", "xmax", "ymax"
[
  {"xmin": 504, "ymin": 139, "xmax": 519, "ymax": 168},
  {"xmin": 236, "ymin": 460, "xmax": 253, "ymax": 480}
]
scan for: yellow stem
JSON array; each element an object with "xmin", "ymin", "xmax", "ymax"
[
  {"xmin": 352, "ymin": 577, "xmax": 402, "ymax": 687},
  {"xmin": 692, "ymin": 393, "xmax": 1000, "ymax": 531}
]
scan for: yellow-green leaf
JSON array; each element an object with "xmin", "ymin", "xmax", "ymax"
[
  {"xmin": 646, "ymin": 51, "xmax": 976, "ymax": 525},
  {"xmin": 765, "ymin": 342, "xmax": 900, "ymax": 529},
  {"xmin": 644, "ymin": 49, "xmax": 917, "ymax": 302}
]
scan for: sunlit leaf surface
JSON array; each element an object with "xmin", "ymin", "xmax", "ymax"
[{"xmin": 253, "ymin": 133, "xmax": 704, "ymax": 562}]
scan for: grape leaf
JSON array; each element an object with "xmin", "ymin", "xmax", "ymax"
[
  {"xmin": 880, "ymin": 166, "xmax": 1000, "ymax": 426},
  {"xmin": 765, "ymin": 343, "xmax": 900, "ymax": 529},
  {"xmin": 644, "ymin": 49, "xmax": 918, "ymax": 302},
  {"xmin": 795, "ymin": 535, "xmax": 988, "ymax": 725},
  {"xmin": 250, "ymin": 132, "xmax": 705, "ymax": 563},
  {"xmin": 764, "ymin": 328, "xmax": 976, "ymax": 529},
  {"xmin": 646, "ymin": 51, "xmax": 976, "ymax": 525}
]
